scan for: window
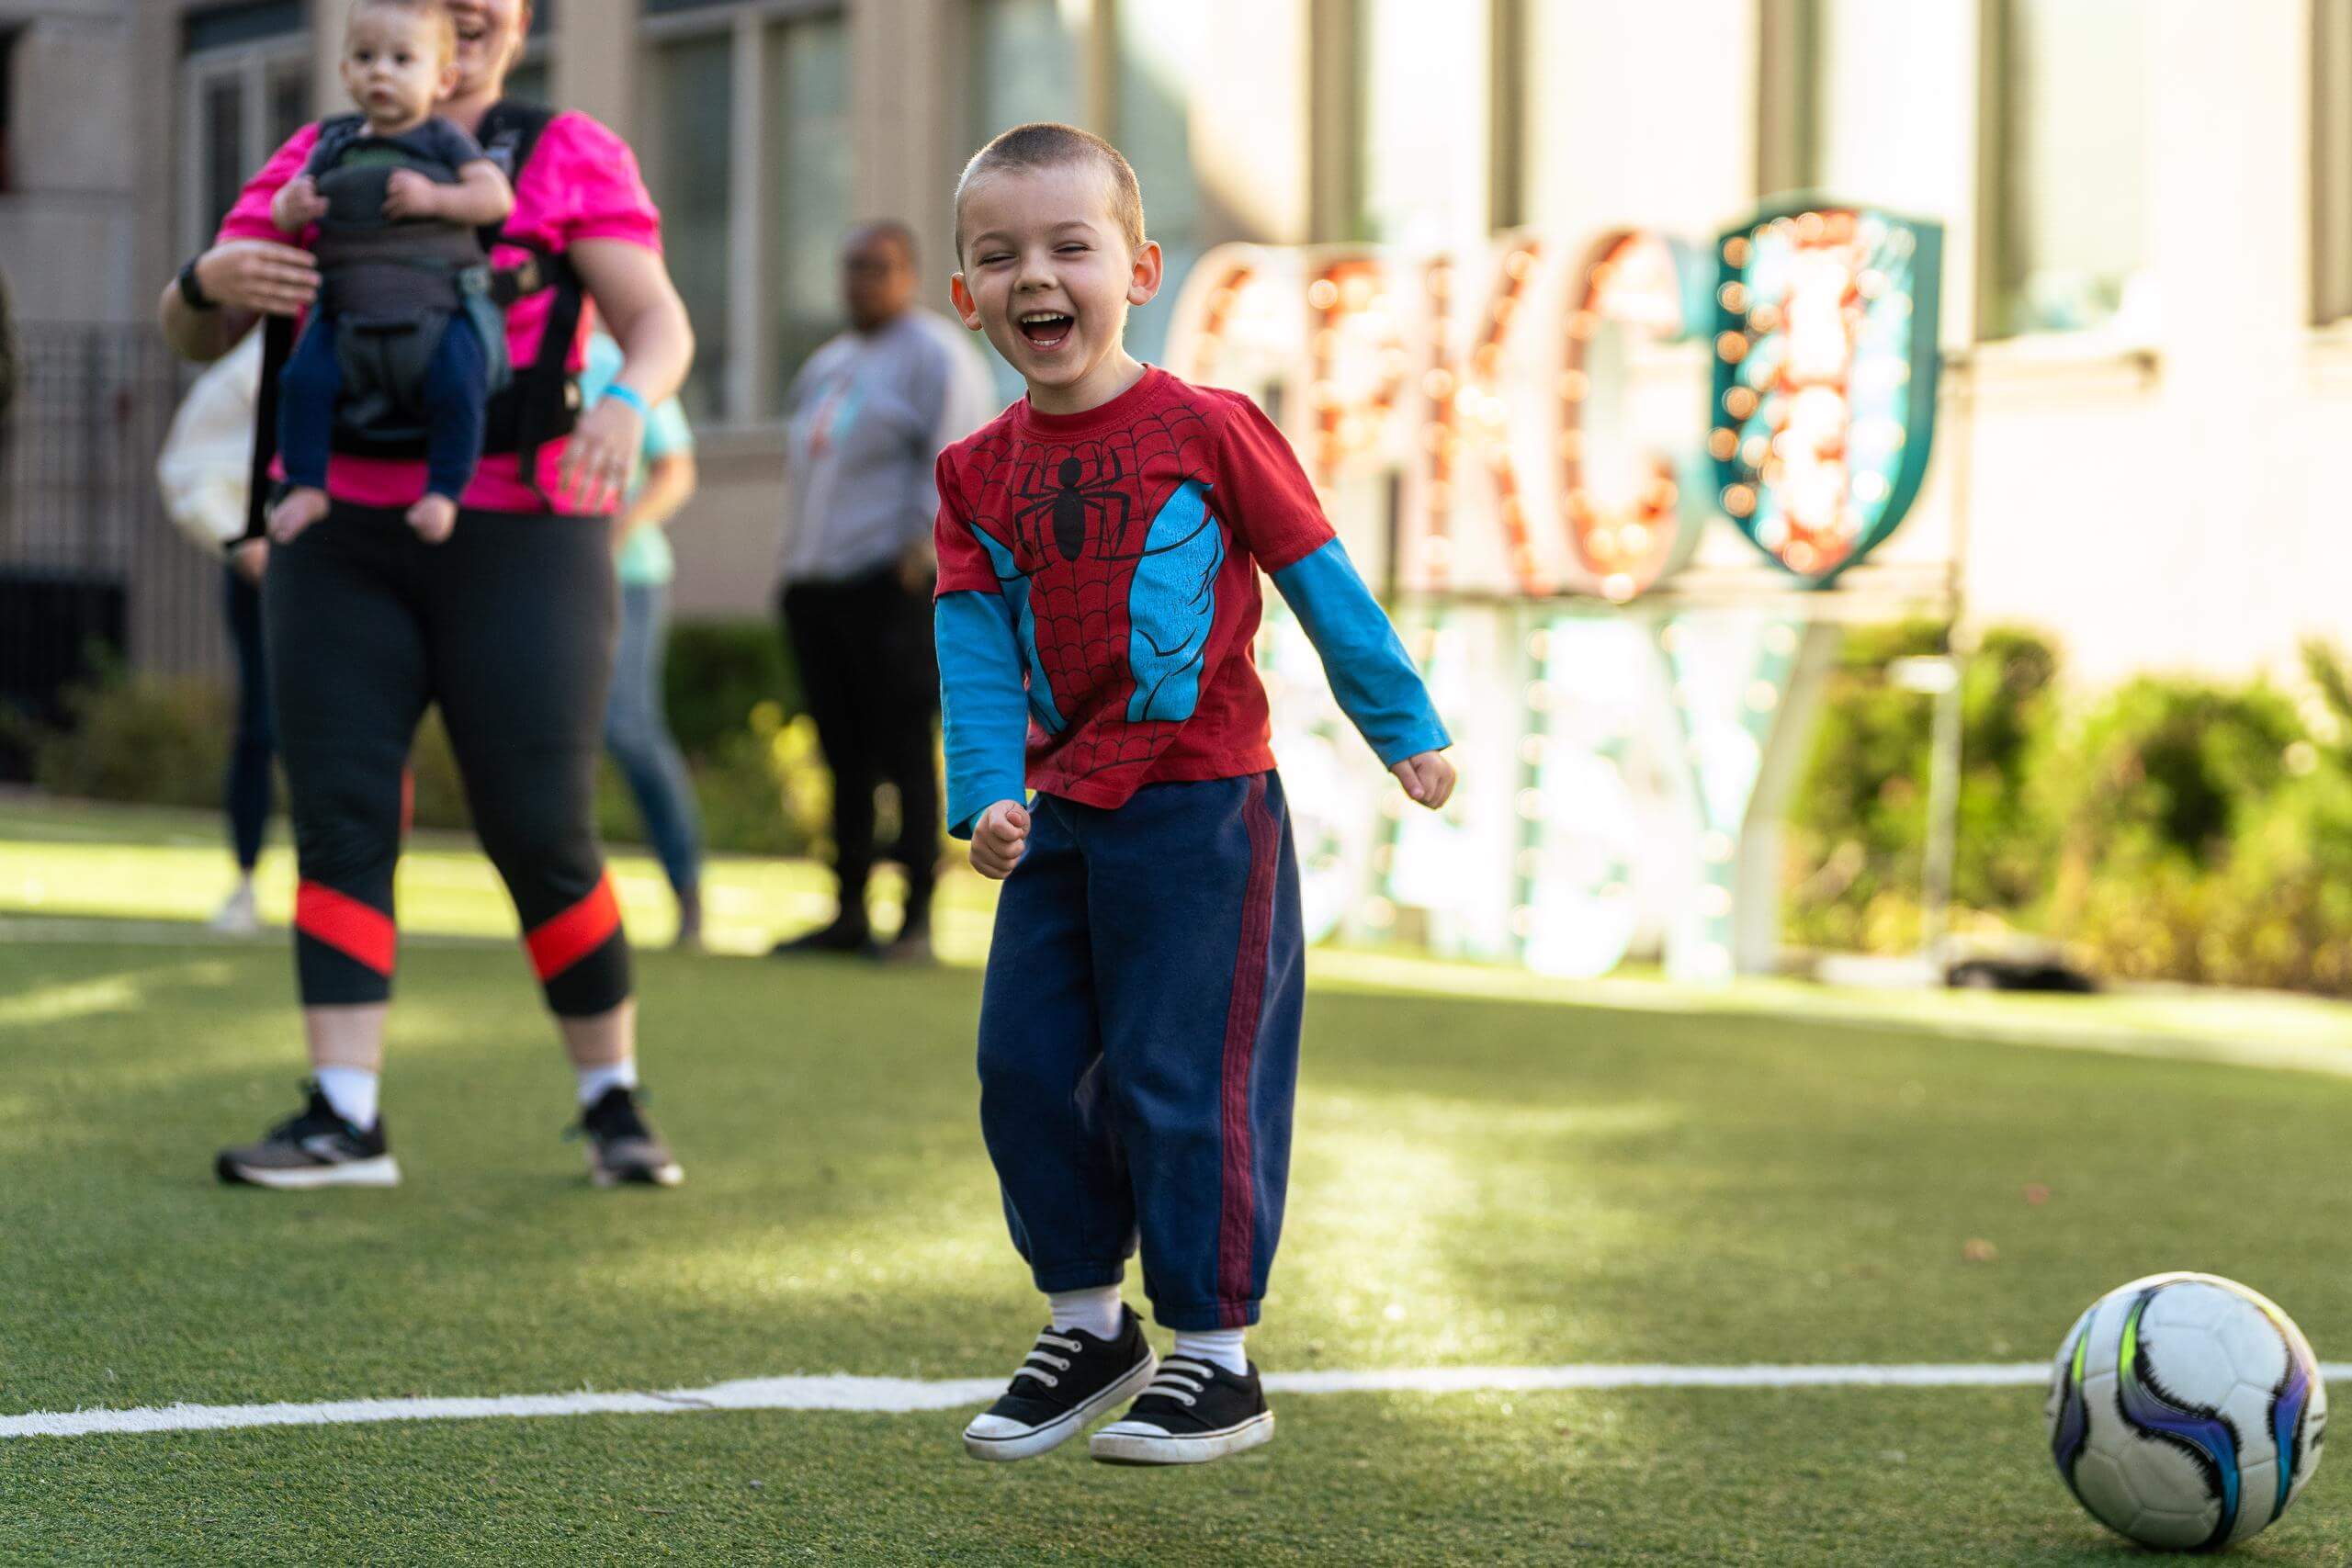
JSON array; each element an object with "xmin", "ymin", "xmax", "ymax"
[
  {"xmin": 1113, "ymin": 0, "xmax": 1203, "ymax": 366},
  {"xmin": 639, "ymin": 3, "xmax": 849, "ymax": 425},
  {"xmin": 969, "ymin": 0, "xmax": 1081, "ymax": 148},
  {"xmin": 2315, "ymin": 1, "xmax": 2352, "ymax": 322},
  {"xmin": 639, "ymin": 31, "xmax": 733, "ymax": 421},
  {"xmin": 507, "ymin": 55, "xmax": 552, "ymax": 105},
  {"xmin": 965, "ymin": 0, "xmax": 1083, "ymax": 400},
  {"xmin": 766, "ymin": 13, "xmax": 851, "ymax": 412},
  {"xmin": 179, "ymin": 14, "xmax": 311, "ymax": 256},
  {"xmin": 0, "ymin": 27, "xmax": 20, "ymax": 192},
  {"xmin": 503, "ymin": 3, "xmax": 556, "ymax": 107},
  {"xmin": 1766, "ymin": 0, "xmax": 1932, "ymax": 198},
  {"xmin": 503, "ymin": 57, "xmax": 551, "ymax": 105},
  {"xmin": 1982, "ymin": 0, "xmax": 2156, "ymax": 342},
  {"xmin": 1352, "ymin": 0, "xmax": 1489, "ymax": 248}
]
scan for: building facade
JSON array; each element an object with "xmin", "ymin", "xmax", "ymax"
[{"xmin": 1, "ymin": 0, "xmax": 2347, "ymax": 684}]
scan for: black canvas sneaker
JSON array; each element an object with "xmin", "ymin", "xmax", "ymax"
[
  {"xmin": 572, "ymin": 1085, "xmax": 684, "ymax": 1188},
  {"xmin": 1090, "ymin": 1357, "xmax": 1275, "ymax": 1465},
  {"xmin": 963, "ymin": 1307, "xmax": 1159, "ymax": 1462},
  {"xmin": 215, "ymin": 1082, "xmax": 399, "ymax": 1189}
]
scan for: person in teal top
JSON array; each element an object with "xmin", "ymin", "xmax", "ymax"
[{"xmin": 582, "ymin": 330, "xmax": 706, "ymax": 947}]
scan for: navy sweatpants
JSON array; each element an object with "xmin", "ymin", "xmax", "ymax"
[{"xmin": 977, "ymin": 772, "xmax": 1305, "ymax": 1331}]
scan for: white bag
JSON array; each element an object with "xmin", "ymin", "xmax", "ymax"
[{"xmin": 155, "ymin": 330, "xmax": 263, "ymax": 551}]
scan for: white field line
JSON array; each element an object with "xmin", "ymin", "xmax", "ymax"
[{"xmin": 17, "ymin": 1362, "xmax": 2351, "ymax": 1440}]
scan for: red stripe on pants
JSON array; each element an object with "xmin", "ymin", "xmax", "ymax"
[
  {"xmin": 1215, "ymin": 774, "xmax": 1279, "ymax": 1328},
  {"xmin": 295, "ymin": 880, "xmax": 397, "ymax": 975},
  {"xmin": 526, "ymin": 874, "xmax": 622, "ymax": 981}
]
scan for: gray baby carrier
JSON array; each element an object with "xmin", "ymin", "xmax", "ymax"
[
  {"xmin": 240, "ymin": 102, "xmax": 582, "ymax": 543},
  {"xmin": 308, "ymin": 117, "xmax": 513, "ymax": 441}
]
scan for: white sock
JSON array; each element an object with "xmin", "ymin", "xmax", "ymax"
[
  {"xmin": 1046, "ymin": 1286, "xmax": 1125, "ymax": 1341},
  {"xmin": 576, "ymin": 1057, "xmax": 639, "ymax": 1107},
  {"xmin": 1172, "ymin": 1327, "xmax": 1248, "ymax": 1378},
  {"xmin": 313, "ymin": 1066, "xmax": 379, "ymax": 1131}
]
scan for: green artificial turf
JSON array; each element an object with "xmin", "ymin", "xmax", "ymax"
[{"xmin": 6, "ymin": 799, "xmax": 2352, "ymax": 1563}]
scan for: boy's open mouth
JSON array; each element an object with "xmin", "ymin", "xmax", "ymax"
[{"xmin": 1018, "ymin": 312, "xmax": 1074, "ymax": 349}]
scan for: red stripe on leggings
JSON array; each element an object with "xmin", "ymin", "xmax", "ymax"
[
  {"xmin": 1215, "ymin": 774, "xmax": 1280, "ymax": 1328},
  {"xmin": 526, "ymin": 874, "xmax": 622, "ymax": 981},
  {"xmin": 295, "ymin": 881, "xmax": 397, "ymax": 975}
]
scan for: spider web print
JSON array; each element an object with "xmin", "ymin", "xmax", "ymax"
[{"xmin": 960, "ymin": 398, "xmax": 1221, "ymax": 785}]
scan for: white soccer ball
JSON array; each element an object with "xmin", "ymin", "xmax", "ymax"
[{"xmin": 2046, "ymin": 1271, "xmax": 2327, "ymax": 1551}]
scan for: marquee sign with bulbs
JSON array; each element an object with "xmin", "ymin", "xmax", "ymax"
[
  {"xmin": 1165, "ymin": 200, "xmax": 1945, "ymax": 598},
  {"xmin": 1162, "ymin": 201, "xmax": 1948, "ymax": 981},
  {"xmin": 1708, "ymin": 202, "xmax": 1943, "ymax": 586}
]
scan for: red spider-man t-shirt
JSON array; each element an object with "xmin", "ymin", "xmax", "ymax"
[{"xmin": 933, "ymin": 367, "xmax": 1335, "ymax": 810}]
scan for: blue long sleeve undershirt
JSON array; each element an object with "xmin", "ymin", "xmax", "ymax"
[
  {"xmin": 933, "ymin": 537, "xmax": 1449, "ymax": 840},
  {"xmin": 1272, "ymin": 537, "xmax": 1451, "ymax": 766},
  {"xmin": 935, "ymin": 590, "xmax": 1028, "ymax": 840}
]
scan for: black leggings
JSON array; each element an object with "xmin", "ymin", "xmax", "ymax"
[{"xmin": 264, "ymin": 502, "xmax": 629, "ymax": 1015}]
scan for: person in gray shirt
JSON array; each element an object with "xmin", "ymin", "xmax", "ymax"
[{"xmin": 774, "ymin": 220, "xmax": 997, "ymax": 962}]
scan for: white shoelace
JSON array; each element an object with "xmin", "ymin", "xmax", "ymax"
[
  {"xmin": 1140, "ymin": 1358, "xmax": 1214, "ymax": 1406},
  {"xmin": 1010, "ymin": 1331, "xmax": 1084, "ymax": 1389}
]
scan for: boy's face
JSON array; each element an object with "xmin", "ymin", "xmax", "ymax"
[
  {"xmin": 341, "ymin": 7, "xmax": 458, "ymax": 128},
  {"xmin": 952, "ymin": 162, "xmax": 1161, "ymax": 403}
]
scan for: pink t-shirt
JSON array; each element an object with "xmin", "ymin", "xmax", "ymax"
[{"xmin": 217, "ymin": 111, "xmax": 662, "ymax": 514}]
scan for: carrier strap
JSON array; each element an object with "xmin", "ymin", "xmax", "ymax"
[
  {"xmin": 508, "ymin": 240, "xmax": 585, "ymax": 497},
  {"xmin": 239, "ymin": 313, "xmax": 296, "ymax": 547}
]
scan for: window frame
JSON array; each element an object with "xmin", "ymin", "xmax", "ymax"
[
  {"xmin": 1334, "ymin": 0, "xmax": 1508, "ymax": 246},
  {"xmin": 2313, "ymin": 0, "xmax": 2352, "ymax": 327},
  {"xmin": 177, "ymin": 31, "xmax": 312, "ymax": 260},
  {"xmin": 1973, "ymin": 0, "xmax": 2157, "ymax": 349},
  {"xmin": 638, "ymin": 0, "xmax": 843, "ymax": 431}
]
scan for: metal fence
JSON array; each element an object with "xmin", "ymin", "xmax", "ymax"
[{"xmin": 0, "ymin": 323, "xmax": 222, "ymax": 778}]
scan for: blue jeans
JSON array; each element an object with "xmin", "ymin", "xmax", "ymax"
[
  {"xmin": 976, "ymin": 773, "xmax": 1305, "ymax": 1330},
  {"xmin": 279, "ymin": 310, "xmax": 489, "ymax": 501},
  {"xmin": 605, "ymin": 580, "xmax": 703, "ymax": 897}
]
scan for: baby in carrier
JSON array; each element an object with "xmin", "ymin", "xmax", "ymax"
[{"xmin": 266, "ymin": 0, "xmax": 514, "ymax": 545}]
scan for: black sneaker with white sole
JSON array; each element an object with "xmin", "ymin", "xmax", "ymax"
[
  {"xmin": 1090, "ymin": 1357, "xmax": 1275, "ymax": 1466},
  {"xmin": 215, "ymin": 1082, "xmax": 400, "ymax": 1189},
  {"xmin": 962, "ymin": 1307, "xmax": 1158, "ymax": 1462},
  {"xmin": 572, "ymin": 1085, "xmax": 684, "ymax": 1188}
]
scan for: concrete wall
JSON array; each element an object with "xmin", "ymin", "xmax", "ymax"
[{"xmin": 0, "ymin": 0, "xmax": 145, "ymax": 324}]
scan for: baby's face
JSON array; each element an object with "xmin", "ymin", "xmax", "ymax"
[{"xmin": 340, "ymin": 7, "xmax": 455, "ymax": 129}]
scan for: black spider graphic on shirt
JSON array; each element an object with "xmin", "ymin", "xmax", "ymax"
[{"xmin": 1007, "ymin": 448, "xmax": 1136, "ymax": 563}]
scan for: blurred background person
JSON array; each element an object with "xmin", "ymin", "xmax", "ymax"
[
  {"xmin": 0, "ymin": 264, "xmax": 16, "ymax": 424},
  {"xmin": 154, "ymin": 327, "xmax": 274, "ymax": 935},
  {"xmin": 582, "ymin": 328, "xmax": 706, "ymax": 949},
  {"xmin": 772, "ymin": 220, "xmax": 995, "ymax": 964}
]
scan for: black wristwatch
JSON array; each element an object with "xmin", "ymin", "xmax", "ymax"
[{"xmin": 176, "ymin": 256, "xmax": 219, "ymax": 312}]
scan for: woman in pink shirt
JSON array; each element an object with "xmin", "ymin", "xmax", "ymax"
[{"xmin": 159, "ymin": 0, "xmax": 695, "ymax": 1191}]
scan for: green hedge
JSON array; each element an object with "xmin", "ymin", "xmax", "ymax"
[
  {"xmin": 1788, "ymin": 629, "xmax": 2352, "ymax": 995},
  {"xmin": 33, "ymin": 671, "xmax": 236, "ymax": 811}
]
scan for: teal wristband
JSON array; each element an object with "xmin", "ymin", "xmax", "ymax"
[{"xmin": 603, "ymin": 382, "xmax": 650, "ymax": 420}]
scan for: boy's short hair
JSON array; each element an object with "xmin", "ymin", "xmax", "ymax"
[
  {"xmin": 348, "ymin": 0, "xmax": 458, "ymax": 61},
  {"xmin": 954, "ymin": 122, "xmax": 1146, "ymax": 265}
]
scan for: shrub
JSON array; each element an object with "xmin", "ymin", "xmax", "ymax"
[
  {"xmin": 2041, "ymin": 650, "xmax": 2352, "ymax": 992},
  {"xmin": 33, "ymin": 671, "xmax": 232, "ymax": 809},
  {"xmin": 662, "ymin": 618, "xmax": 800, "ymax": 761},
  {"xmin": 1782, "ymin": 622, "xmax": 2060, "ymax": 951}
]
